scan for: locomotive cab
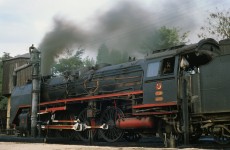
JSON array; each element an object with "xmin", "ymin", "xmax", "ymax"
[
  {"xmin": 143, "ymin": 56, "xmax": 178, "ymax": 105},
  {"xmin": 142, "ymin": 38, "xmax": 220, "ymax": 107},
  {"xmin": 133, "ymin": 38, "xmax": 223, "ymax": 146}
]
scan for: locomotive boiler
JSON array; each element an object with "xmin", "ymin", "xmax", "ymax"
[{"xmin": 9, "ymin": 38, "xmax": 230, "ymax": 147}]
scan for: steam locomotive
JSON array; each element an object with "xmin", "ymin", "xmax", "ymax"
[{"xmin": 10, "ymin": 38, "xmax": 230, "ymax": 147}]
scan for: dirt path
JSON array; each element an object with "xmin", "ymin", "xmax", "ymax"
[{"xmin": 0, "ymin": 142, "xmax": 175, "ymax": 150}]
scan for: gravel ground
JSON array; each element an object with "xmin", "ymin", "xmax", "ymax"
[{"xmin": 0, "ymin": 142, "xmax": 202, "ymax": 150}]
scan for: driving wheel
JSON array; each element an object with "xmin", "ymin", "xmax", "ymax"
[{"xmin": 98, "ymin": 107, "xmax": 124, "ymax": 142}]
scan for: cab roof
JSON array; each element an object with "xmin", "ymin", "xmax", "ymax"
[{"xmin": 146, "ymin": 38, "xmax": 220, "ymax": 59}]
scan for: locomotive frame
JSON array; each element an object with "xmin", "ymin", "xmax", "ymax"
[{"xmin": 9, "ymin": 38, "xmax": 230, "ymax": 147}]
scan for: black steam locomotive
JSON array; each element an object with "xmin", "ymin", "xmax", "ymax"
[{"xmin": 10, "ymin": 38, "xmax": 230, "ymax": 147}]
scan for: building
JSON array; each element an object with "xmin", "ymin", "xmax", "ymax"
[{"xmin": 2, "ymin": 53, "xmax": 32, "ymax": 130}]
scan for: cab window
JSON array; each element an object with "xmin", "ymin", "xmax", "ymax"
[
  {"xmin": 162, "ymin": 57, "xmax": 175, "ymax": 75},
  {"xmin": 146, "ymin": 62, "xmax": 160, "ymax": 77}
]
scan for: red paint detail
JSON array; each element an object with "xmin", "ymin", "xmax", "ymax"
[
  {"xmin": 90, "ymin": 118, "xmax": 96, "ymax": 127},
  {"xmin": 155, "ymin": 82, "xmax": 162, "ymax": 90},
  {"xmin": 42, "ymin": 125, "xmax": 74, "ymax": 130},
  {"xmin": 91, "ymin": 118, "xmax": 96, "ymax": 131},
  {"xmin": 40, "ymin": 90, "xmax": 143, "ymax": 106},
  {"xmin": 39, "ymin": 106, "xmax": 66, "ymax": 113},
  {"xmin": 52, "ymin": 120, "xmax": 76, "ymax": 123},
  {"xmin": 42, "ymin": 124, "xmax": 103, "ymax": 129},
  {"xmin": 132, "ymin": 101, "xmax": 177, "ymax": 109},
  {"xmin": 19, "ymin": 105, "xmax": 31, "ymax": 108},
  {"xmin": 155, "ymin": 91, "xmax": 163, "ymax": 96},
  {"xmin": 132, "ymin": 111, "xmax": 178, "ymax": 116},
  {"xmin": 116, "ymin": 117, "xmax": 154, "ymax": 129},
  {"xmin": 155, "ymin": 96, "xmax": 163, "ymax": 101},
  {"xmin": 13, "ymin": 91, "xmax": 143, "ymax": 125}
]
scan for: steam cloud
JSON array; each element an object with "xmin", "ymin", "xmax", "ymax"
[{"xmin": 39, "ymin": 0, "xmax": 197, "ymax": 75}]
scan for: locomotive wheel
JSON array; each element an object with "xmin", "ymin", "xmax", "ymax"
[
  {"xmin": 76, "ymin": 109, "xmax": 97, "ymax": 142},
  {"xmin": 98, "ymin": 107, "xmax": 124, "ymax": 142},
  {"xmin": 123, "ymin": 132, "xmax": 141, "ymax": 142}
]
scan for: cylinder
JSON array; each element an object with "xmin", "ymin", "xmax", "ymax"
[{"xmin": 116, "ymin": 117, "xmax": 154, "ymax": 129}]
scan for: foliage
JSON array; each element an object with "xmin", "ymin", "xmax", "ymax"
[
  {"xmin": 52, "ymin": 49, "xmax": 95, "ymax": 75},
  {"xmin": 96, "ymin": 44, "xmax": 130, "ymax": 65},
  {"xmin": 198, "ymin": 8, "xmax": 230, "ymax": 40},
  {"xmin": 83, "ymin": 56, "xmax": 95, "ymax": 68},
  {"xmin": 142, "ymin": 26, "xmax": 189, "ymax": 54},
  {"xmin": 96, "ymin": 44, "xmax": 110, "ymax": 64},
  {"xmin": 109, "ymin": 50, "xmax": 127, "ymax": 64},
  {"xmin": 96, "ymin": 26, "xmax": 189, "ymax": 64},
  {"xmin": 2, "ymin": 52, "xmax": 11, "ymax": 60},
  {"xmin": 0, "ymin": 97, "xmax": 7, "ymax": 110}
]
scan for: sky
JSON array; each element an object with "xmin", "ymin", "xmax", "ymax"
[{"xmin": 0, "ymin": 0, "xmax": 229, "ymax": 58}]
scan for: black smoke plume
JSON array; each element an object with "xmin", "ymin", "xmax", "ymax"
[
  {"xmin": 39, "ymin": 18, "xmax": 88, "ymax": 75},
  {"xmin": 39, "ymin": 0, "xmax": 197, "ymax": 75}
]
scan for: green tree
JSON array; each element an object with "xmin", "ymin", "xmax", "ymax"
[
  {"xmin": 109, "ymin": 50, "xmax": 130, "ymax": 64},
  {"xmin": 96, "ymin": 44, "xmax": 110, "ymax": 64},
  {"xmin": 0, "ymin": 97, "xmax": 7, "ymax": 110},
  {"xmin": 2, "ymin": 52, "xmax": 11, "ymax": 60},
  {"xmin": 110, "ymin": 50, "xmax": 123, "ymax": 64},
  {"xmin": 83, "ymin": 56, "xmax": 95, "ymax": 68},
  {"xmin": 52, "ymin": 49, "xmax": 84, "ymax": 75},
  {"xmin": 96, "ymin": 44, "xmax": 131, "ymax": 65},
  {"xmin": 198, "ymin": 8, "xmax": 230, "ymax": 40},
  {"xmin": 142, "ymin": 26, "xmax": 189, "ymax": 54}
]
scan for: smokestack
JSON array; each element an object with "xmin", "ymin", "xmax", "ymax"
[{"xmin": 29, "ymin": 45, "xmax": 40, "ymax": 137}]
